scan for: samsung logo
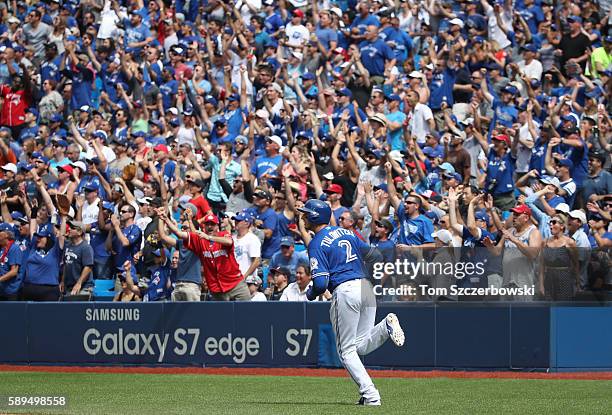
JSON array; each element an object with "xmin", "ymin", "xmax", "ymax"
[{"xmin": 85, "ymin": 308, "xmax": 140, "ymax": 321}]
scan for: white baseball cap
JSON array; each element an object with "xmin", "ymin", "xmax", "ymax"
[
  {"xmin": 432, "ymin": 229, "xmax": 454, "ymax": 245},
  {"xmin": 408, "ymin": 70, "xmax": 423, "ymax": 78},
  {"xmin": 448, "ymin": 18, "xmax": 464, "ymax": 28},
  {"xmin": 554, "ymin": 203, "xmax": 570, "ymax": 214},
  {"xmin": 73, "ymin": 161, "xmax": 87, "ymax": 172},
  {"xmin": 568, "ymin": 209, "xmax": 587, "ymax": 224},
  {"xmin": 266, "ymin": 135, "xmax": 283, "ymax": 147},
  {"xmin": 1, "ymin": 163, "xmax": 17, "ymax": 174}
]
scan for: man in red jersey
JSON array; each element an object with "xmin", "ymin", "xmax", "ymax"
[
  {"xmin": 0, "ymin": 63, "xmax": 33, "ymax": 139},
  {"xmin": 170, "ymin": 211, "xmax": 250, "ymax": 301}
]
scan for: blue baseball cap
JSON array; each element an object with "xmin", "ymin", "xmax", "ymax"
[
  {"xmin": 556, "ymin": 158, "xmax": 573, "ymax": 168},
  {"xmin": 422, "ymin": 147, "xmax": 435, "ymax": 157},
  {"xmin": 296, "ymin": 130, "xmax": 313, "ymax": 139},
  {"xmin": 83, "ymin": 183, "xmax": 99, "ymax": 192},
  {"xmin": 102, "ymin": 201, "xmax": 115, "ymax": 211},
  {"xmin": 35, "ymin": 228, "xmax": 53, "ymax": 238},
  {"xmin": 280, "ymin": 236, "xmax": 295, "ymax": 247},
  {"xmin": 228, "ymin": 93, "xmax": 240, "ymax": 102},
  {"xmin": 439, "ymin": 162, "xmax": 456, "ymax": 174},
  {"xmin": 502, "ymin": 85, "xmax": 519, "ymax": 95},
  {"xmin": 153, "ymin": 248, "xmax": 170, "ymax": 257},
  {"xmin": 302, "ymin": 72, "xmax": 315, "ymax": 81},
  {"xmin": 386, "ymin": 94, "xmax": 402, "ymax": 102},
  {"xmin": 475, "ymin": 209, "xmax": 490, "ymax": 226},
  {"xmin": 234, "ymin": 135, "xmax": 248, "ymax": 145},
  {"xmin": 49, "ymin": 113, "xmax": 63, "ymax": 123},
  {"xmin": 521, "ymin": 44, "xmax": 538, "ymax": 53},
  {"xmin": 444, "ymin": 171, "xmax": 463, "ymax": 182},
  {"xmin": 233, "ymin": 212, "xmax": 253, "ymax": 223},
  {"xmin": 337, "ymin": 88, "xmax": 352, "ymax": 98},
  {"xmin": 0, "ymin": 222, "xmax": 13, "ymax": 232},
  {"xmin": 205, "ymin": 95, "xmax": 218, "ymax": 106},
  {"xmin": 561, "ymin": 114, "xmax": 577, "ymax": 124},
  {"xmin": 585, "ymin": 88, "xmax": 602, "ymax": 98},
  {"xmin": 567, "ymin": 15, "xmax": 582, "ymax": 24}
]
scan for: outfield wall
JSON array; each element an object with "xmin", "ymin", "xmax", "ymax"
[{"xmin": 0, "ymin": 303, "xmax": 610, "ymax": 371}]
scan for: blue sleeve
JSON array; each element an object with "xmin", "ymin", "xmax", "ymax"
[
  {"xmin": 306, "ymin": 242, "xmax": 330, "ymax": 300},
  {"xmin": 8, "ymin": 245, "xmax": 22, "ymax": 266},
  {"xmin": 127, "ymin": 226, "xmax": 142, "ymax": 246},
  {"xmin": 423, "ymin": 219, "xmax": 435, "ymax": 243},
  {"xmin": 262, "ymin": 211, "xmax": 278, "ymax": 231},
  {"xmin": 383, "ymin": 43, "xmax": 395, "ymax": 61}
]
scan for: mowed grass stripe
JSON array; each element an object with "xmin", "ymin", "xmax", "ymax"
[{"xmin": 0, "ymin": 372, "xmax": 610, "ymax": 415}]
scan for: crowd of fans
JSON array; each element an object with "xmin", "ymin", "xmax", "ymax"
[{"xmin": 0, "ymin": 0, "xmax": 609, "ymax": 303}]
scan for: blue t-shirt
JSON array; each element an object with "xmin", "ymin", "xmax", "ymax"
[
  {"xmin": 396, "ymin": 203, "xmax": 435, "ymax": 246},
  {"xmin": 492, "ymin": 98, "xmax": 518, "ymax": 129},
  {"xmin": 0, "ymin": 242, "xmax": 23, "ymax": 295},
  {"xmin": 41, "ymin": 56, "xmax": 62, "ymax": 83},
  {"xmin": 112, "ymin": 224, "xmax": 142, "ymax": 268},
  {"xmin": 314, "ymin": 26, "xmax": 338, "ymax": 51},
  {"xmin": 269, "ymin": 250, "xmax": 309, "ymax": 282},
  {"xmin": 250, "ymin": 154, "xmax": 282, "ymax": 179},
  {"xmin": 386, "ymin": 111, "xmax": 406, "ymax": 151},
  {"xmin": 264, "ymin": 13, "xmax": 284, "ymax": 34},
  {"xmin": 176, "ymin": 239, "xmax": 202, "ymax": 284},
  {"xmin": 307, "ymin": 226, "xmax": 370, "ymax": 292},
  {"xmin": 359, "ymin": 38, "xmax": 394, "ymax": 77},
  {"xmin": 124, "ymin": 20, "xmax": 151, "ymax": 54},
  {"xmin": 24, "ymin": 239, "xmax": 62, "ymax": 285},
  {"xmin": 486, "ymin": 151, "xmax": 516, "ymax": 195},
  {"xmin": 89, "ymin": 222, "xmax": 111, "ymax": 260},
  {"xmin": 145, "ymin": 263, "xmax": 171, "ymax": 301},
  {"xmin": 350, "ymin": 14, "xmax": 380, "ymax": 34},
  {"xmin": 246, "ymin": 207, "xmax": 280, "ymax": 259},
  {"xmin": 529, "ymin": 138, "xmax": 548, "ymax": 176},
  {"xmin": 159, "ymin": 80, "xmax": 178, "ymax": 110},
  {"xmin": 554, "ymin": 141, "xmax": 588, "ymax": 187},
  {"xmin": 428, "ymin": 68, "xmax": 457, "ymax": 110}
]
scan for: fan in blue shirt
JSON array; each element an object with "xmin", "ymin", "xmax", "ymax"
[
  {"xmin": 144, "ymin": 249, "xmax": 172, "ymax": 301},
  {"xmin": 359, "ymin": 28, "xmax": 395, "ymax": 77}
]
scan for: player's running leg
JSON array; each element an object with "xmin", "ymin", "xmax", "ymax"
[
  {"xmin": 355, "ymin": 279, "xmax": 394, "ymax": 356},
  {"xmin": 331, "ymin": 280, "xmax": 381, "ymax": 405}
]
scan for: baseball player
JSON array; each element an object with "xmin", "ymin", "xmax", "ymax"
[{"xmin": 297, "ymin": 199, "xmax": 404, "ymax": 406}]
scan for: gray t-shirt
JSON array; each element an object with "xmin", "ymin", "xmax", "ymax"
[
  {"xmin": 63, "ymin": 240, "xmax": 94, "ymax": 288},
  {"xmin": 23, "ymin": 22, "xmax": 52, "ymax": 59}
]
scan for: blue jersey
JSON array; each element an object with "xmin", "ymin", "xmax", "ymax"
[
  {"xmin": 0, "ymin": 242, "xmax": 23, "ymax": 295},
  {"xmin": 145, "ymin": 263, "xmax": 171, "ymax": 301},
  {"xmin": 307, "ymin": 226, "xmax": 370, "ymax": 292}
]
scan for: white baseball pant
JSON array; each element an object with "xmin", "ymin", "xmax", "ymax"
[{"xmin": 330, "ymin": 278, "xmax": 390, "ymax": 401}]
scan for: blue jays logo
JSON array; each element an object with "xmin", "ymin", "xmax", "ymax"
[{"xmin": 310, "ymin": 257, "xmax": 318, "ymax": 270}]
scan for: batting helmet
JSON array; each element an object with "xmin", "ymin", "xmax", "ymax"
[{"xmin": 297, "ymin": 199, "xmax": 331, "ymax": 225}]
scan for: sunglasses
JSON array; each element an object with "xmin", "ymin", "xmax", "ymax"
[
  {"xmin": 549, "ymin": 220, "xmax": 562, "ymax": 225},
  {"xmin": 120, "ymin": 210, "xmax": 131, "ymax": 214}
]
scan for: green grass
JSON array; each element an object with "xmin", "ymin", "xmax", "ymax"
[{"xmin": 0, "ymin": 372, "xmax": 610, "ymax": 415}]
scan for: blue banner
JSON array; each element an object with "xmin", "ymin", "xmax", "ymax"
[{"xmin": 0, "ymin": 302, "xmax": 566, "ymax": 370}]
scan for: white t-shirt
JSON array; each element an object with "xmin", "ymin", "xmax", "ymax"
[
  {"xmin": 279, "ymin": 281, "xmax": 313, "ymax": 301},
  {"xmin": 177, "ymin": 126, "xmax": 196, "ymax": 148},
  {"xmin": 285, "ymin": 23, "xmax": 310, "ymax": 46},
  {"xmin": 408, "ymin": 102, "xmax": 434, "ymax": 144},
  {"xmin": 484, "ymin": 4, "xmax": 511, "ymax": 49},
  {"xmin": 518, "ymin": 59, "xmax": 543, "ymax": 81},
  {"xmin": 251, "ymin": 291, "xmax": 267, "ymax": 301},
  {"xmin": 86, "ymin": 145, "xmax": 116, "ymax": 164},
  {"xmin": 82, "ymin": 199, "xmax": 100, "ymax": 225},
  {"xmin": 234, "ymin": 232, "xmax": 261, "ymax": 278}
]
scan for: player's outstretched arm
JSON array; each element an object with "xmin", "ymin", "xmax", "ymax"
[{"xmin": 306, "ymin": 275, "xmax": 329, "ymax": 301}]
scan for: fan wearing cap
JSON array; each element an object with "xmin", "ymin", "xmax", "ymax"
[
  {"xmin": 48, "ymin": 163, "xmax": 77, "ymax": 204},
  {"xmin": 480, "ymin": 131, "xmax": 519, "ymax": 210},
  {"xmin": 61, "ymin": 220, "xmax": 94, "ymax": 297},
  {"xmin": 155, "ymin": 208, "xmax": 203, "ymax": 302},
  {"xmin": 485, "ymin": 203, "xmax": 542, "ymax": 298},
  {"xmin": 285, "ymin": 9, "xmax": 310, "ymax": 47},
  {"xmin": 167, "ymin": 211, "xmax": 250, "ymax": 300},
  {"xmin": 447, "ymin": 189, "xmax": 498, "ymax": 288},
  {"xmin": 21, "ymin": 214, "xmax": 67, "ymax": 301},
  {"xmin": 566, "ymin": 209, "xmax": 592, "ymax": 288},
  {"xmin": 558, "ymin": 16, "xmax": 591, "ymax": 73},
  {"xmin": 590, "ymin": 35, "xmax": 612, "ymax": 79},
  {"xmin": 385, "ymin": 163, "xmax": 435, "ymax": 247},
  {"xmin": 583, "ymin": 150, "xmax": 612, "ymax": 204},
  {"xmin": 269, "ymin": 236, "xmax": 309, "ymax": 282},
  {"xmin": 517, "ymin": 44, "xmax": 543, "ymax": 81},
  {"xmin": 323, "ymin": 183, "xmax": 349, "ymax": 225},
  {"xmin": 251, "ymin": 135, "xmax": 283, "ymax": 179},
  {"xmin": 264, "ymin": 266, "xmax": 291, "ymax": 300},
  {"xmin": 548, "ymin": 124, "xmax": 588, "ymax": 190},
  {"xmin": 232, "ymin": 211, "xmax": 261, "ymax": 280},
  {"xmin": 369, "ymin": 217, "xmax": 395, "ymax": 264},
  {"xmin": 246, "ymin": 188, "xmax": 280, "ymax": 260},
  {"xmin": 0, "ymin": 222, "xmax": 23, "ymax": 301},
  {"xmin": 0, "ymin": 163, "xmax": 20, "ymax": 207},
  {"xmin": 142, "ymin": 248, "xmax": 173, "ymax": 302},
  {"xmin": 332, "ymin": 88, "xmax": 367, "ymax": 129},
  {"xmin": 588, "ymin": 211, "xmax": 612, "ymax": 249},
  {"xmin": 480, "ymin": 72, "xmax": 519, "ymax": 129}
]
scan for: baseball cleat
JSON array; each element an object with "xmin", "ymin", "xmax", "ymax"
[
  {"xmin": 357, "ymin": 396, "xmax": 381, "ymax": 406},
  {"xmin": 385, "ymin": 313, "xmax": 405, "ymax": 347}
]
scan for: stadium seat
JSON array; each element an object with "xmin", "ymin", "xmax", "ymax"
[{"xmin": 93, "ymin": 279, "xmax": 115, "ymax": 301}]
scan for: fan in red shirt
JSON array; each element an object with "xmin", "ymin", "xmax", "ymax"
[
  {"xmin": 187, "ymin": 178, "xmax": 212, "ymax": 219},
  {"xmin": 161, "ymin": 209, "xmax": 250, "ymax": 301},
  {"xmin": 0, "ymin": 64, "xmax": 33, "ymax": 138}
]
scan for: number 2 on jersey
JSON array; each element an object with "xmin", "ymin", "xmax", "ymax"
[{"xmin": 338, "ymin": 240, "xmax": 357, "ymax": 263}]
